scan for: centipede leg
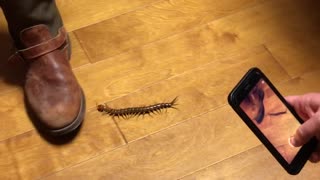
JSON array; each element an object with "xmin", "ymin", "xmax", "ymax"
[{"xmin": 150, "ymin": 109, "xmax": 157, "ymax": 115}]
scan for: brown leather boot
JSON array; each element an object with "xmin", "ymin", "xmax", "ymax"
[
  {"xmin": 2, "ymin": 0, "xmax": 85, "ymax": 136},
  {"xmin": 10, "ymin": 24, "xmax": 85, "ymax": 136}
]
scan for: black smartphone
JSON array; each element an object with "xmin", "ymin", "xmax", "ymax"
[{"xmin": 228, "ymin": 67, "xmax": 317, "ymax": 175}]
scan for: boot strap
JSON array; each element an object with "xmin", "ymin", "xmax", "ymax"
[{"xmin": 8, "ymin": 27, "xmax": 67, "ymax": 62}]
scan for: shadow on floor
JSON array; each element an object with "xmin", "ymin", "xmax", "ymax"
[{"xmin": 0, "ymin": 30, "xmax": 26, "ymax": 88}]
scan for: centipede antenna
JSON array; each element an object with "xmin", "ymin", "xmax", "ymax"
[
  {"xmin": 170, "ymin": 105, "xmax": 179, "ymax": 110},
  {"xmin": 170, "ymin": 96, "xmax": 178, "ymax": 105}
]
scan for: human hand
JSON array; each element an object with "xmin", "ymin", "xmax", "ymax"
[{"xmin": 286, "ymin": 93, "xmax": 320, "ymax": 162}]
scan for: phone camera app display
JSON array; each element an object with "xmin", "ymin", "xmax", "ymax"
[{"xmin": 240, "ymin": 79, "xmax": 300, "ymax": 163}]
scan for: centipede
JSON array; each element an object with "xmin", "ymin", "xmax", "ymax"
[{"xmin": 97, "ymin": 97, "xmax": 178, "ymax": 119}]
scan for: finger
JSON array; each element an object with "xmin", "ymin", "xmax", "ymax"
[
  {"xmin": 310, "ymin": 154, "xmax": 320, "ymax": 163},
  {"xmin": 285, "ymin": 95, "xmax": 309, "ymax": 120},
  {"xmin": 290, "ymin": 116, "xmax": 320, "ymax": 147},
  {"xmin": 304, "ymin": 93, "xmax": 320, "ymax": 106},
  {"xmin": 285, "ymin": 95, "xmax": 300, "ymax": 106},
  {"xmin": 308, "ymin": 142, "xmax": 320, "ymax": 163},
  {"xmin": 287, "ymin": 93, "xmax": 320, "ymax": 115},
  {"xmin": 287, "ymin": 93, "xmax": 320, "ymax": 106},
  {"xmin": 310, "ymin": 149, "xmax": 320, "ymax": 163},
  {"xmin": 303, "ymin": 93, "xmax": 320, "ymax": 115}
]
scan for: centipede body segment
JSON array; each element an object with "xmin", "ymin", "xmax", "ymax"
[{"xmin": 97, "ymin": 97, "xmax": 178, "ymax": 119}]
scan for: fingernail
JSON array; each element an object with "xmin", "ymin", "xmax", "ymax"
[{"xmin": 289, "ymin": 136, "xmax": 297, "ymax": 147}]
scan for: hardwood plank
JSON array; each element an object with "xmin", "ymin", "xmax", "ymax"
[
  {"xmin": 266, "ymin": 36, "xmax": 320, "ymax": 78},
  {"xmin": 181, "ymin": 145, "xmax": 320, "ymax": 180},
  {"xmin": 74, "ymin": 24, "xmax": 251, "ymax": 108},
  {"xmin": 201, "ymin": 0, "xmax": 320, "ymax": 79},
  {"xmin": 45, "ymin": 68, "xmax": 320, "ymax": 179},
  {"xmin": 74, "ymin": 0, "xmax": 320, "ymax": 109},
  {"xmin": 0, "ymin": 89, "xmax": 33, "ymax": 141},
  {"xmin": 75, "ymin": 45, "xmax": 288, "ymax": 108},
  {"xmin": 0, "ymin": 109, "xmax": 125, "ymax": 179},
  {"xmin": 69, "ymin": 32, "xmax": 90, "ymax": 68},
  {"xmin": 0, "ymin": 1, "xmax": 158, "ymax": 32},
  {"xmin": 0, "ymin": 141, "xmax": 20, "ymax": 179},
  {"xmin": 44, "ymin": 105, "xmax": 261, "ymax": 180},
  {"xmin": 263, "ymin": 0, "xmax": 320, "ymax": 77},
  {"xmin": 95, "ymin": 46, "xmax": 289, "ymax": 142},
  {"xmin": 56, "ymin": 0, "xmax": 159, "ymax": 31},
  {"xmin": 277, "ymin": 69, "xmax": 320, "ymax": 95},
  {"xmin": 74, "ymin": 0, "xmax": 262, "ymax": 62}
]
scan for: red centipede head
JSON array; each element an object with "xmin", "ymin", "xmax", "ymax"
[{"xmin": 97, "ymin": 104, "xmax": 105, "ymax": 112}]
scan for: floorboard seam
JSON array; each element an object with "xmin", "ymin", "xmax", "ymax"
[{"xmin": 263, "ymin": 44, "xmax": 292, "ymax": 78}]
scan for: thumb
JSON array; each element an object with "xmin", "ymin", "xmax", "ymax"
[
  {"xmin": 285, "ymin": 95, "xmax": 300, "ymax": 107},
  {"xmin": 290, "ymin": 116, "xmax": 319, "ymax": 147}
]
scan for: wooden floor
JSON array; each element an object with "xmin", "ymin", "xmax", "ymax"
[{"xmin": 1, "ymin": 0, "xmax": 320, "ymax": 179}]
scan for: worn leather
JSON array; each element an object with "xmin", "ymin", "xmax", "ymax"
[{"xmin": 16, "ymin": 24, "xmax": 83, "ymax": 130}]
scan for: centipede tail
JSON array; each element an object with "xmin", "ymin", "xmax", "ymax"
[{"xmin": 97, "ymin": 97, "xmax": 178, "ymax": 119}]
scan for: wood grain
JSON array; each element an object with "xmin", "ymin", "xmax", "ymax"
[
  {"xmin": 108, "ymin": 46, "xmax": 290, "ymax": 142},
  {"xmin": 0, "ymin": 109, "xmax": 125, "ymax": 179},
  {"xmin": 0, "ymin": 141, "xmax": 20, "ymax": 179},
  {"xmin": 277, "ymin": 69, "xmax": 320, "ymax": 96},
  {"xmin": 1, "ymin": 0, "xmax": 320, "ymax": 179},
  {"xmin": 69, "ymin": 32, "xmax": 90, "ymax": 68},
  {"xmin": 181, "ymin": 145, "xmax": 320, "ymax": 180},
  {"xmin": 266, "ymin": 37, "xmax": 320, "ymax": 78},
  {"xmin": 73, "ymin": 0, "xmax": 320, "ymax": 110},
  {"xmin": 56, "ymin": 0, "xmax": 158, "ymax": 31},
  {"xmin": 0, "ymin": 89, "xmax": 35, "ymax": 141},
  {"xmin": 74, "ymin": 0, "xmax": 262, "ymax": 62},
  {"xmin": 44, "ymin": 105, "xmax": 261, "ymax": 180},
  {"xmin": 46, "ymin": 66, "xmax": 320, "ymax": 179}
]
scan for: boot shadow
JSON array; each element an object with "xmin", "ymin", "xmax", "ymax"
[{"xmin": 0, "ymin": 30, "xmax": 26, "ymax": 87}]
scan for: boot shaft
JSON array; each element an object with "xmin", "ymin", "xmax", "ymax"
[{"xmin": 1, "ymin": 0, "xmax": 63, "ymax": 49}]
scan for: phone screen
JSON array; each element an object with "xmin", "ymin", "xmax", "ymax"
[{"xmin": 239, "ymin": 79, "xmax": 301, "ymax": 163}]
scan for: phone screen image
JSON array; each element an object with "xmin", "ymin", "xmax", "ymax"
[{"xmin": 239, "ymin": 79, "xmax": 300, "ymax": 163}]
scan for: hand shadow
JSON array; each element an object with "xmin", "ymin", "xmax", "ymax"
[{"xmin": 0, "ymin": 30, "xmax": 81, "ymax": 145}]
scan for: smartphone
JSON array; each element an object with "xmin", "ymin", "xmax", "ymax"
[{"xmin": 228, "ymin": 67, "xmax": 317, "ymax": 175}]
